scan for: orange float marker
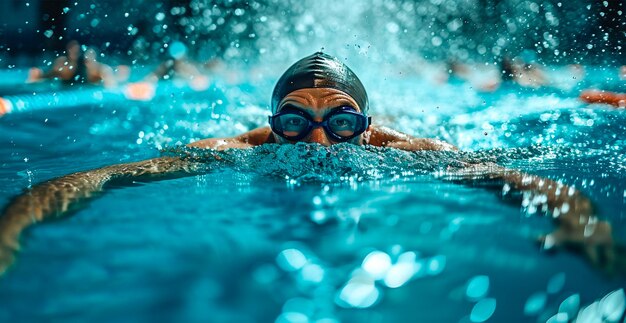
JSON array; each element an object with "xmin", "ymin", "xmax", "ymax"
[
  {"xmin": 0, "ymin": 97, "xmax": 12, "ymax": 116},
  {"xmin": 124, "ymin": 82, "xmax": 156, "ymax": 101},
  {"xmin": 579, "ymin": 90, "xmax": 626, "ymax": 108}
]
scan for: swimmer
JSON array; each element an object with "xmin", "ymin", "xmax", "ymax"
[
  {"xmin": 1, "ymin": 52, "xmax": 623, "ymax": 275},
  {"xmin": 142, "ymin": 42, "xmax": 207, "ymax": 84},
  {"xmin": 126, "ymin": 41, "xmax": 210, "ymax": 100},
  {"xmin": 28, "ymin": 40, "xmax": 116, "ymax": 87},
  {"xmin": 447, "ymin": 59, "xmax": 501, "ymax": 92},
  {"xmin": 500, "ymin": 55, "xmax": 549, "ymax": 88}
]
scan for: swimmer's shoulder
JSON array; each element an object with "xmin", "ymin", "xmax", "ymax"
[
  {"xmin": 368, "ymin": 125, "xmax": 411, "ymax": 146},
  {"xmin": 368, "ymin": 125, "xmax": 458, "ymax": 151},
  {"xmin": 188, "ymin": 126, "xmax": 274, "ymax": 150},
  {"xmin": 236, "ymin": 126, "xmax": 275, "ymax": 145}
]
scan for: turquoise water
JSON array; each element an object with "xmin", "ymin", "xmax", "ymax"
[{"xmin": 0, "ymin": 67, "xmax": 625, "ymax": 322}]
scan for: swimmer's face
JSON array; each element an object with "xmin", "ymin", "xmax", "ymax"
[{"xmin": 274, "ymin": 88, "xmax": 370, "ymax": 146}]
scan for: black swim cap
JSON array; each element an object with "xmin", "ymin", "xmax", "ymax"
[{"xmin": 271, "ymin": 52, "xmax": 369, "ymax": 114}]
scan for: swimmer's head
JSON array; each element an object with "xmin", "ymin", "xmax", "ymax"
[
  {"xmin": 271, "ymin": 52, "xmax": 368, "ymax": 114},
  {"xmin": 66, "ymin": 40, "xmax": 82, "ymax": 60},
  {"xmin": 270, "ymin": 53, "xmax": 371, "ymax": 146}
]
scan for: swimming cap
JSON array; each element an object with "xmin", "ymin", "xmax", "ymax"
[{"xmin": 271, "ymin": 52, "xmax": 368, "ymax": 114}]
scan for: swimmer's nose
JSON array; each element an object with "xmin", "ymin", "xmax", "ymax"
[{"xmin": 305, "ymin": 126, "xmax": 331, "ymax": 146}]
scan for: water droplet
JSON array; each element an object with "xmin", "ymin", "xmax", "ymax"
[
  {"xmin": 362, "ymin": 251, "xmax": 392, "ymax": 279},
  {"xmin": 277, "ymin": 249, "xmax": 307, "ymax": 271},
  {"xmin": 427, "ymin": 255, "xmax": 446, "ymax": 275},
  {"xmin": 299, "ymin": 263, "xmax": 324, "ymax": 283},
  {"xmin": 275, "ymin": 311, "xmax": 308, "ymax": 323},
  {"xmin": 546, "ymin": 312, "xmax": 569, "ymax": 323},
  {"xmin": 599, "ymin": 289, "xmax": 625, "ymax": 322},
  {"xmin": 524, "ymin": 292, "xmax": 547, "ymax": 315},
  {"xmin": 466, "ymin": 275, "xmax": 490, "ymax": 300},
  {"xmin": 547, "ymin": 272, "xmax": 566, "ymax": 294},
  {"xmin": 336, "ymin": 278, "xmax": 380, "ymax": 309},
  {"xmin": 310, "ymin": 210, "xmax": 327, "ymax": 224},
  {"xmin": 558, "ymin": 294, "xmax": 580, "ymax": 318},
  {"xmin": 282, "ymin": 297, "xmax": 315, "ymax": 317},
  {"xmin": 470, "ymin": 298, "xmax": 497, "ymax": 322},
  {"xmin": 383, "ymin": 262, "xmax": 414, "ymax": 288}
]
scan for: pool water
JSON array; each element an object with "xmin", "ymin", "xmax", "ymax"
[{"xmin": 0, "ymin": 66, "xmax": 625, "ymax": 322}]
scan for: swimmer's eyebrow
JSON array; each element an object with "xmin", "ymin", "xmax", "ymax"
[
  {"xmin": 279, "ymin": 103, "xmax": 315, "ymax": 117},
  {"xmin": 320, "ymin": 93, "xmax": 359, "ymax": 109}
]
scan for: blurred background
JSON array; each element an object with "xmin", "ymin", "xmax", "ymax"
[{"xmin": 0, "ymin": 0, "xmax": 623, "ymax": 70}]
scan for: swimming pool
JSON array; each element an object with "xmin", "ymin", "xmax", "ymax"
[{"xmin": 0, "ymin": 65, "xmax": 625, "ymax": 323}]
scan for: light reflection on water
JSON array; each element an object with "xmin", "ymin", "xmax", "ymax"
[
  {"xmin": 0, "ymin": 66, "xmax": 625, "ymax": 321},
  {"xmin": 0, "ymin": 147, "xmax": 625, "ymax": 322}
]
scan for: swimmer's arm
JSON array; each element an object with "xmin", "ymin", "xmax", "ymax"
[
  {"xmin": 27, "ymin": 57, "xmax": 66, "ymax": 82},
  {"xmin": 368, "ymin": 125, "xmax": 458, "ymax": 151},
  {"xmin": 0, "ymin": 157, "xmax": 199, "ymax": 274},
  {"xmin": 188, "ymin": 126, "xmax": 274, "ymax": 150},
  {"xmin": 449, "ymin": 163, "xmax": 623, "ymax": 274},
  {"xmin": 42, "ymin": 57, "xmax": 69, "ymax": 79}
]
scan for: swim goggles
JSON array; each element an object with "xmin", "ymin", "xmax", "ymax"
[{"xmin": 269, "ymin": 106, "xmax": 371, "ymax": 142}]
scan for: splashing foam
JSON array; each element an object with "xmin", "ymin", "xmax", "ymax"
[
  {"xmin": 163, "ymin": 143, "xmax": 470, "ymax": 182},
  {"xmin": 160, "ymin": 142, "xmax": 607, "ymax": 185}
]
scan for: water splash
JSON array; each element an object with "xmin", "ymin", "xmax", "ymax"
[
  {"xmin": 162, "ymin": 142, "xmax": 626, "ymax": 184},
  {"xmin": 163, "ymin": 143, "xmax": 480, "ymax": 183}
]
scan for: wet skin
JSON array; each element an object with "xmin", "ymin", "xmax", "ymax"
[
  {"xmin": 272, "ymin": 87, "xmax": 367, "ymax": 146},
  {"xmin": 189, "ymin": 88, "xmax": 457, "ymax": 151},
  {"xmin": 27, "ymin": 41, "xmax": 116, "ymax": 87}
]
